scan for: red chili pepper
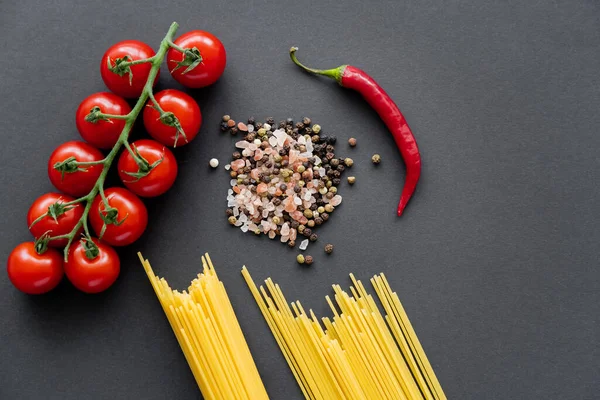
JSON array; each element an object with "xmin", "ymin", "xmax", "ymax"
[{"xmin": 290, "ymin": 47, "xmax": 421, "ymax": 216}]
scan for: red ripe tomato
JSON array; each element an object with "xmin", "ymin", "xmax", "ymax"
[
  {"xmin": 100, "ymin": 40, "xmax": 157, "ymax": 98},
  {"xmin": 7, "ymin": 242, "xmax": 63, "ymax": 294},
  {"xmin": 76, "ymin": 92, "xmax": 131, "ymax": 149},
  {"xmin": 65, "ymin": 238, "xmax": 120, "ymax": 294},
  {"xmin": 167, "ymin": 30, "xmax": 226, "ymax": 88},
  {"xmin": 27, "ymin": 193, "xmax": 84, "ymax": 247},
  {"xmin": 143, "ymin": 89, "xmax": 201, "ymax": 147},
  {"xmin": 117, "ymin": 139, "xmax": 178, "ymax": 197},
  {"xmin": 89, "ymin": 187, "xmax": 148, "ymax": 246},
  {"xmin": 48, "ymin": 141, "xmax": 104, "ymax": 197}
]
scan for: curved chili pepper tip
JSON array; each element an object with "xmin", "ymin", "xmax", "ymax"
[{"xmin": 289, "ymin": 47, "xmax": 346, "ymax": 84}]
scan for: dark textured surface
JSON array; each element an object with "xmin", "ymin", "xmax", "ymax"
[{"xmin": 1, "ymin": 1, "xmax": 599, "ymax": 399}]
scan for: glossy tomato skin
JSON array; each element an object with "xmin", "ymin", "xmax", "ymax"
[
  {"xmin": 76, "ymin": 92, "xmax": 131, "ymax": 149},
  {"xmin": 167, "ymin": 30, "xmax": 226, "ymax": 88},
  {"xmin": 118, "ymin": 139, "xmax": 178, "ymax": 197},
  {"xmin": 27, "ymin": 193, "xmax": 84, "ymax": 247},
  {"xmin": 48, "ymin": 141, "xmax": 104, "ymax": 197},
  {"xmin": 100, "ymin": 40, "xmax": 157, "ymax": 98},
  {"xmin": 7, "ymin": 242, "xmax": 63, "ymax": 294},
  {"xmin": 65, "ymin": 238, "xmax": 120, "ymax": 294},
  {"xmin": 143, "ymin": 89, "xmax": 201, "ymax": 147},
  {"xmin": 89, "ymin": 187, "xmax": 148, "ymax": 246}
]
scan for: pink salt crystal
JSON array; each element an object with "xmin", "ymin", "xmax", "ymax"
[
  {"xmin": 299, "ymin": 216, "xmax": 308, "ymax": 225},
  {"xmin": 293, "ymin": 196, "xmax": 302, "ymax": 205},
  {"xmin": 284, "ymin": 197, "xmax": 297, "ymax": 213},
  {"xmin": 289, "ymin": 229, "xmax": 297, "ymax": 241},
  {"xmin": 269, "ymin": 231, "xmax": 276, "ymax": 239},
  {"xmin": 291, "ymin": 210, "xmax": 303, "ymax": 221},
  {"xmin": 281, "ymin": 223, "xmax": 290, "ymax": 236},
  {"xmin": 231, "ymin": 159, "xmax": 245, "ymax": 171},
  {"xmin": 269, "ymin": 136, "xmax": 278, "ymax": 147},
  {"xmin": 330, "ymin": 195, "xmax": 343, "ymax": 206},
  {"xmin": 289, "ymin": 150, "xmax": 298, "ymax": 164},
  {"xmin": 248, "ymin": 143, "xmax": 257, "ymax": 151},
  {"xmin": 293, "ymin": 173, "xmax": 301, "ymax": 180},
  {"xmin": 235, "ymin": 141, "xmax": 249, "ymax": 149},
  {"xmin": 257, "ymin": 183, "xmax": 268, "ymax": 194},
  {"xmin": 254, "ymin": 150, "xmax": 263, "ymax": 161},
  {"xmin": 237, "ymin": 122, "xmax": 248, "ymax": 132},
  {"xmin": 251, "ymin": 169, "xmax": 260, "ymax": 180},
  {"xmin": 280, "ymin": 235, "xmax": 289, "ymax": 243}
]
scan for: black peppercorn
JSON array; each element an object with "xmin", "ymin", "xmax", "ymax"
[
  {"xmin": 273, "ymin": 198, "xmax": 282, "ymax": 206},
  {"xmin": 291, "ymin": 221, "xmax": 299, "ymax": 229},
  {"xmin": 247, "ymin": 116, "xmax": 256, "ymax": 125},
  {"xmin": 316, "ymin": 198, "xmax": 325, "ymax": 206},
  {"xmin": 324, "ymin": 243, "xmax": 333, "ymax": 254},
  {"xmin": 326, "ymin": 144, "xmax": 335, "ymax": 153},
  {"xmin": 328, "ymin": 136, "xmax": 337, "ymax": 144},
  {"xmin": 273, "ymin": 168, "xmax": 280, "ymax": 175},
  {"xmin": 288, "ymin": 240, "xmax": 296, "ymax": 248},
  {"xmin": 267, "ymin": 193, "xmax": 273, "ymax": 200},
  {"xmin": 257, "ymin": 206, "xmax": 264, "ymax": 213},
  {"xmin": 326, "ymin": 152, "xmax": 335, "ymax": 160},
  {"xmin": 279, "ymin": 149, "xmax": 286, "ymax": 156},
  {"xmin": 286, "ymin": 117, "xmax": 294, "ymax": 125},
  {"xmin": 262, "ymin": 176, "xmax": 271, "ymax": 183},
  {"xmin": 327, "ymin": 169, "xmax": 336, "ymax": 177},
  {"xmin": 321, "ymin": 212, "xmax": 329, "ymax": 221},
  {"xmin": 232, "ymin": 151, "xmax": 241, "ymax": 160},
  {"xmin": 333, "ymin": 170, "xmax": 341, "ymax": 178},
  {"xmin": 303, "ymin": 228, "xmax": 312, "ymax": 237},
  {"xmin": 255, "ymin": 122, "xmax": 263, "ymax": 129},
  {"xmin": 266, "ymin": 117, "xmax": 275, "ymax": 124},
  {"xmin": 243, "ymin": 166, "xmax": 251, "ymax": 173},
  {"xmin": 243, "ymin": 179, "xmax": 250, "ymax": 185},
  {"xmin": 226, "ymin": 208, "xmax": 233, "ymax": 217},
  {"xmin": 294, "ymin": 185, "xmax": 301, "ymax": 193},
  {"xmin": 280, "ymin": 183, "xmax": 288, "ymax": 191},
  {"xmin": 337, "ymin": 164, "xmax": 345, "ymax": 172},
  {"xmin": 283, "ymin": 214, "xmax": 291, "ymax": 221},
  {"xmin": 230, "ymin": 127, "xmax": 238, "ymax": 135},
  {"xmin": 265, "ymin": 161, "xmax": 273, "ymax": 168},
  {"xmin": 303, "ymin": 161, "xmax": 310, "ymax": 169},
  {"xmin": 295, "ymin": 122, "xmax": 304, "ymax": 130},
  {"xmin": 332, "ymin": 178, "xmax": 341, "ymax": 186},
  {"xmin": 220, "ymin": 121, "xmax": 229, "ymax": 132},
  {"xmin": 245, "ymin": 133, "xmax": 256, "ymax": 141},
  {"xmin": 314, "ymin": 217, "xmax": 323, "ymax": 225},
  {"xmin": 282, "ymin": 160, "xmax": 289, "ymax": 167},
  {"xmin": 309, "ymin": 233, "xmax": 318, "ymax": 242},
  {"xmin": 313, "ymin": 170, "xmax": 321, "ymax": 179},
  {"xmin": 310, "ymin": 204, "xmax": 318, "ymax": 211},
  {"xmin": 330, "ymin": 158, "xmax": 339, "ymax": 167},
  {"xmin": 302, "ymin": 117, "xmax": 311, "ymax": 126},
  {"xmin": 320, "ymin": 135, "xmax": 329, "ymax": 143},
  {"xmin": 305, "ymin": 255, "xmax": 313, "ymax": 265}
]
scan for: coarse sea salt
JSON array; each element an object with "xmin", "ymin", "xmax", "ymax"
[{"xmin": 299, "ymin": 239, "xmax": 309, "ymax": 251}]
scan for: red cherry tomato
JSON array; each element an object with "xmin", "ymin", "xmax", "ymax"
[
  {"xmin": 27, "ymin": 193, "xmax": 84, "ymax": 247},
  {"xmin": 7, "ymin": 242, "xmax": 63, "ymax": 294},
  {"xmin": 143, "ymin": 89, "xmax": 201, "ymax": 147},
  {"xmin": 89, "ymin": 187, "xmax": 148, "ymax": 246},
  {"xmin": 76, "ymin": 92, "xmax": 131, "ymax": 149},
  {"xmin": 48, "ymin": 141, "xmax": 104, "ymax": 197},
  {"xmin": 117, "ymin": 139, "xmax": 178, "ymax": 197},
  {"xmin": 65, "ymin": 238, "xmax": 120, "ymax": 294},
  {"xmin": 100, "ymin": 40, "xmax": 157, "ymax": 98},
  {"xmin": 167, "ymin": 30, "xmax": 226, "ymax": 88}
]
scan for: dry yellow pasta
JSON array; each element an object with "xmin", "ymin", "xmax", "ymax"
[
  {"xmin": 242, "ymin": 267, "xmax": 446, "ymax": 400},
  {"xmin": 139, "ymin": 253, "xmax": 269, "ymax": 400}
]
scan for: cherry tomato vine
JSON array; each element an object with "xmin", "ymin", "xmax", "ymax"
[{"xmin": 10, "ymin": 22, "xmax": 225, "ymax": 294}]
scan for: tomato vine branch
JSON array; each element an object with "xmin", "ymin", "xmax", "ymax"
[{"xmin": 37, "ymin": 22, "xmax": 182, "ymax": 261}]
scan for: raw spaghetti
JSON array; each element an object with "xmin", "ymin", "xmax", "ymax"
[
  {"xmin": 242, "ymin": 267, "xmax": 446, "ymax": 400},
  {"xmin": 139, "ymin": 253, "xmax": 269, "ymax": 400}
]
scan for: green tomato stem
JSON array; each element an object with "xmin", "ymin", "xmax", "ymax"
[{"xmin": 55, "ymin": 21, "xmax": 180, "ymax": 261}]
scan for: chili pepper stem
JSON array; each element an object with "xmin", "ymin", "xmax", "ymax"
[{"xmin": 289, "ymin": 47, "xmax": 346, "ymax": 84}]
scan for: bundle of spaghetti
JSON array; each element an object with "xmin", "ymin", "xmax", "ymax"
[
  {"xmin": 242, "ymin": 267, "xmax": 446, "ymax": 400},
  {"xmin": 139, "ymin": 253, "xmax": 269, "ymax": 400}
]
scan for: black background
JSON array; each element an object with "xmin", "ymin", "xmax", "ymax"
[{"xmin": 1, "ymin": 1, "xmax": 599, "ymax": 399}]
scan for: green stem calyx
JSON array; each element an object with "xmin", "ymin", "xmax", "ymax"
[
  {"xmin": 289, "ymin": 47, "xmax": 346, "ymax": 84},
  {"xmin": 169, "ymin": 46, "xmax": 202, "ymax": 74}
]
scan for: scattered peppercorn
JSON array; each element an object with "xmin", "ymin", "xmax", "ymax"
[
  {"xmin": 321, "ymin": 212, "xmax": 329, "ymax": 221},
  {"xmin": 347, "ymin": 176, "xmax": 356, "ymax": 185},
  {"xmin": 228, "ymin": 216, "xmax": 237, "ymax": 225},
  {"xmin": 307, "ymin": 220, "xmax": 315, "ymax": 228},
  {"xmin": 296, "ymin": 254, "xmax": 305, "ymax": 264},
  {"xmin": 344, "ymin": 158, "xmax": 354, "ymax": 167},
  {"xmin": 220, "ymin": 122, "xmax": 229, "ymax": 132},
  {"xmin": 324, "ymin": 244, "xmax": 334, "ymax": 254},
  {"xmin": 223, "ymin": 115, "xmax": 231, "ymax": 122},
  {"xmin": 266, "ymin": 117, "xmax": 275, "ymax": 124},
  {"xmin": 304, "ymin": 255, "xmax": 314, "ymax": 265},
  {"xmin": 312, "ymin": 124, "xmax": 321, "ymax": 134},
  {"xmin": 372, "ymin": 154, "xmax": 381, "ymax": 164},
  {"xmin": 288, "ymin": 240, "xmax": 296, "ymax": 248},
  {"xmin": 348, "ymin": 138, "xmax": 357, "ymax": 147},
  {"xmin": 230, "ymin": 127, "xmax": 238, "ymax": 135}
]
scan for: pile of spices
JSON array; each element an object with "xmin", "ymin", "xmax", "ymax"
[{"xmin": 224, "ymin": 117, "xmax": 348, "ymax": 246}]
